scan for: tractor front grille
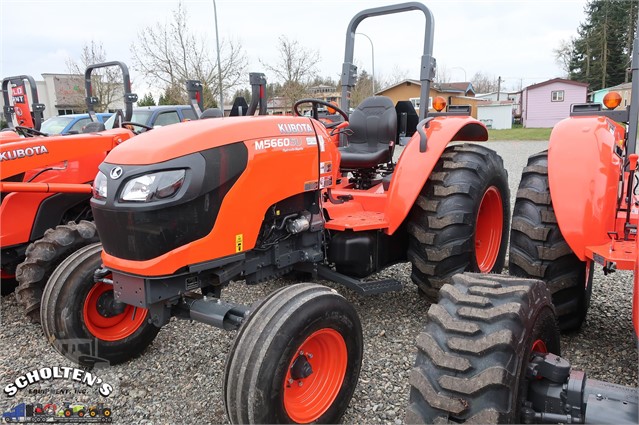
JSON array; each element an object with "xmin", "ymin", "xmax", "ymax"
[{"xmin": 94, "ymin": 191, "xmax": 217, "ymax": 261}]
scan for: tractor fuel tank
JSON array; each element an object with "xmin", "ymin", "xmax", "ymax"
[{"xmin": 328, "ymin": 228, "xmax": 407, "ymax": 278}]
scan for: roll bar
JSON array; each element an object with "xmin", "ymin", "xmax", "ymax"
[
  {"xmin": 1, "ymin": 75, "xmax": 45, "ymax": 130},
  {"xmin": 247, "ymin": 72, "xmax": 267, "ymax": 116},
  {"xmin": 339, "ymin": 2, "xmax": 436, "ymax": 121},
  {"xmin": 84, "ymin": 61, "xmax": 137, "ymax": 122},
  {"xmin": 186, "ymin": 80, "xmax": 204, "ymax": 119}
]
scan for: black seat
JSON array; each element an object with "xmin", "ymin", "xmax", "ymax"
[
  {"xmin": 339, "ymin": 96, "xmax": 397, "ymax": 169},
  {"xmin": 81, "ymin": 122, "xmax": 106, "ymax": 133},
  {"xmin": 201, "ymin": 108, "xmax": 224, "ymax": 119}
]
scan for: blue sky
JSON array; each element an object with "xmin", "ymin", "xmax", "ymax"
[{"xmin": 1, "ymin": 0, "xmax": 588, "ymax": 94}]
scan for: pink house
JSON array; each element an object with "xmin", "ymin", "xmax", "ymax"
[{"xmin": 521, "ymin": 78, "xmax": 589, "ymax": 128}]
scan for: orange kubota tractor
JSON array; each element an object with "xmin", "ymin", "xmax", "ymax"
[
  {"xmin": 0, "ymin": 62, "xmax": 142, "ymax": 313},
  {"xmin": 41, "ymin": 3, "xmax": 509, "ymax": 423},
  {"xmin": 406, "ymin": 7, "xmax": 639, "ymax": 424}
]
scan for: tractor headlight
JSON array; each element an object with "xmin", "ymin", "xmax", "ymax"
[
  {"xmin": 119, "ymin": 169, "xmax": 186, "ymax": 202},
  {"xmin": 93, "ymin": 171, "xmax": 107, "ymax": 200}
]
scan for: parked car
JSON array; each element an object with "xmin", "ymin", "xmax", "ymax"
[
  {"xmin": 39, "ymin": 113, "xmax": 112, "ymax": 135},
  {"xmin": 103, "ymin": 105, "xmax": 198, "ymax": 132}
]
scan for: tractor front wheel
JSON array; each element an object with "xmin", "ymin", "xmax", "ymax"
[
  {"xmin": 16, "ymin": 220, "xmax": 99, "ymax": 323},
  {"xmin": 407, "ymin": 144, "xmax": 510, "ymax": 300},
  {"xmin": 224, "ymin": 283, "xmax": 363, "ymax": 424},
  {"xmin": 509, "ymin": 151, "xmax": 592, "ymax": 332},
  {"xmin": 406, "ymin": 273, "xmax": 560, "ymax": 423},
  {"xmin": 41, "ymin": 243, "xmax": 159, "ymax": 366}
]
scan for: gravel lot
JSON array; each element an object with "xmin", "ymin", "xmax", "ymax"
[{"xmin": 1, "ymin": 139, "xmax": 637, "ymax": 424}]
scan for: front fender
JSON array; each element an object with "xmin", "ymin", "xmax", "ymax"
[
  {"xmin": 548, "ymin": 116, "xmax": 625, "ymax": 261},
  {"xmin": 385, "ymin": 116, "xmax": 488, "ymax": 233}
]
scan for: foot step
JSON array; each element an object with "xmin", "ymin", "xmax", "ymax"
[
  {"xmin": 313, "ymin": 264, "xmax": 403, "ymax": 295},
  {"xmin": 351, "ymin": 279, "xmax": 403, "ymax": 295}
]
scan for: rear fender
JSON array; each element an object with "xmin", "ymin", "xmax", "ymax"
[
  {"xmin": 547, "ymin": 116, "xmax": 625, "ymax": 261},
  {"xmin": 385, "ymin": 116, "xmax": 488, "ymax": 233}
]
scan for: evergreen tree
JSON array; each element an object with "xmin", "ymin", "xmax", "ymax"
[
  {"xmin": 569, "ymin": 0, "xmax": 637, "ymax": 91},
  {"xmin": 137, "ymin": 92, "xmax": 156, "ymax": 106},
  {"xmin": 158, "ymin": 85, "xmax": 184, "ymax": 105},
  {"xmin": 232, "ymin": 88, "xmax": 252, "ymax": 105}
]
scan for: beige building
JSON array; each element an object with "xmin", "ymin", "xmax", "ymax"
[{"xmin": 374, "ymin": 79, "xmax": 485, "ymax": 118}]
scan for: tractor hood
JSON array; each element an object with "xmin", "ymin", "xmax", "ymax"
[
  {"xmin": 0, "ymin": 129, "xmax": 132, "ymax": 180},
  {"xmin": 105, "ymin": 116, "xmax": 318, "ymax": 165}
]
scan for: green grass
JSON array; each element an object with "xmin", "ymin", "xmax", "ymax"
[{"xmin": 487, "ymin": 126, "xmax": 552, "ymax": 141}]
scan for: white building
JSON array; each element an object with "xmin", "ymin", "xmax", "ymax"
[{"xmin": 477, "ymin": 102, "xmax": 514, "ymax": 130}]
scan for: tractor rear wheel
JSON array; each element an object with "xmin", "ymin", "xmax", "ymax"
[
  {"xmin": 16, "ymin": 220, "xmax": 100, "ymax": 323},
  {"xmin": 224, "ymin": 283, "xmax": 363, "ymax": 424},
  {"xmin": 406, "ymin": 273, "xmax": 560, "ymax": 423},
  {"xmin": 509, "ymin": 151, "xmax": 592, "ymax": 332},
  {"xmin": 407, "ymin": 144, "xmax": 509, "ymax": 300},
  {"xmin": 41, "ymin": 243, "xmax": 159, "ymax": 366}
]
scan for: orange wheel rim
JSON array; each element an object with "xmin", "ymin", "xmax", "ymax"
[
  {"xmin": 283, "ymin": 328, "xmax": 347, "ymax": 423},
  {"xmin": 83, "ymin": 281, "xmax": 148, "ymax": 341},
  {"xmin": 475, "ymin": 186, "xmax": 503, "ymax": 272}
]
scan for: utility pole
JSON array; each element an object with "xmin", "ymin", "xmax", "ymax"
[
  {"xmin": 213, "ymin": 0, "xmax": 224, "ymax": 111},
  {"xmin": 497, "ymin": 76, "xmax": 502, "ymax": 100}
]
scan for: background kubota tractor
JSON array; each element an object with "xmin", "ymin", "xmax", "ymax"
[{"xmin": 406, "ymin": 6, "xmax": 639, "ymax": 423}]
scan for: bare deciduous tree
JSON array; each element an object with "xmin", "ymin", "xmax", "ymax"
[
  {"xmin": 375, "ymin": 65, "xmax": 410, "ymax": 91},
  {"xmin": 351, "ymin": 70, "xmax": 374, "ymax": 107},
  {"xmin": 131, "ymin": 2, "xmax": 247, "ymax": 108},
  {"xmin": 554, "ymin": 39, "xmax": 573, "ymax": 78},
  {"xmin": 260, "ymin": 36, "xmax": 320, "ymax": 112},
  {"xmin": 470, "ymin": 71, "xmax": 498, "ymax": 94},
  {"xmin": 67, "ymin": 41, "xmax": 122, "ymax": 112},
  {"xmin": 435, "ymin": 64, "xmax": 452, "ymax": 84}
]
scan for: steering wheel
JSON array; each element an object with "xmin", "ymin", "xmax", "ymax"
[
  {"xmin": 14, "ymin": 126, "xmax": 47, "ymax": 137},
  {"xmin": 293, "ymin": 98, "xmax": 349, "ymax": 122},
  {"xmin": 121, "ymin": 121, "xmax": 153, "ymax": 134}
]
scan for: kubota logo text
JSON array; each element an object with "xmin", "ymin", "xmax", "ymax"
[
  {"xmin": 277, "ymin": 123, "xmax": 313, "ymax": 134},
  {"xmin": 4, "ymin": 367, "xmax": 113, "ymax": 398},
  {"xmin": 0, "ymin": 146, "xmax": 49, "ymax": 161}
]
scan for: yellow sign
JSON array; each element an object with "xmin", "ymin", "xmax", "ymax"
[{"xmin": 235, "ymin": 234, "xmax": 243, "ymax": 253}]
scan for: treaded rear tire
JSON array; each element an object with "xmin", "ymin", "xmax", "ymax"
[
  {"xmin": 508, "ymin": 151, "xmax": 591, "ymax": 332},
  {"xmin": 406, "ymin": 273, "xmax": 560, "ymax": 423},
  {"xmin": 408, "ymin": 144, "xmax": 510, "ymax": 300},
  {"xmin": 15, "ymin": 220, "xmax": 99, "ymax": 323},
  {"xmin": 41, "ymin": 243, "xmax": 159, "ymax": 366},
  {"xmin": 224, "ymin": 283, "xmax": 363, "ymax": 424}
]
